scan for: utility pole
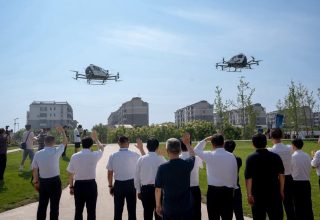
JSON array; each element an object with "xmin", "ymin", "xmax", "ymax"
[{"xmin": 14, "ymin": 118, "xmax": 19, "ymax": 133}]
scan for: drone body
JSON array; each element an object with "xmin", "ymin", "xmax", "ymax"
[
  {"xmin": 71, "ymin": 64, "xmax": 120, "ymax": 85},
  {"xmin": 216, "ymin": 53, "xmax": 261, "ymax": 72}
]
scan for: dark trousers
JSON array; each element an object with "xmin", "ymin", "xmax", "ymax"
[
  {"xmin": 37, "ymin": 176, "xmax": 62, "ymax": 220},
  {"xmin": 293, "ymin": 181, "xmax": 314, "ymax": 220},
  {"xmin": 283, "ymin": 175, "xmax": 295, "ymax": 220},
  {"xmin": 62, "ymin": 144, "xmax": 67, "ymax": 156},
  {"xmin": 251, "ymin": 195, "xmax": 283, "ymax": 220},
  {"xmin": 190, "ymin": 186, "xmax": 201, "ymax": 220},
  {"xmin": 0, "ymin": 154, "xmax": 7, "ymax": 180},
  {"xmin": 74, "ymin": 180, "xmax": 98, "ymax": 220},
  {"xmin": 207, "ymin": 185, "xmax": 234, "ymax": 220},
  {"xmin": 114, "ymin": 179, "xmax": 136, "ymax": 220},
  {"xmin": 163, "ymin": 211, "xmax": 193, "ymax": 220},
  {"xmin": 140, "ymin": 185, "xmax": 161, "ymax": 220},
  {"xmin": 233, "ymin": 187, "xmax": 244, "ymax": 220}
]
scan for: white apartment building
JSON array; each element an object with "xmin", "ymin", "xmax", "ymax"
[{"xmin": 27, "ymin": 101, "xmax": 76, "ymax": 129}]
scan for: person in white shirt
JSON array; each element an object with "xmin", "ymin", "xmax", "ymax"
[
  {"xmin": 291, "ymin": 138, "xmax": 314, "ymax": 220},
  {"xmin": 107, "ymin": 136, "xmax": 142, "ymax": 220},
  {"xmin": 311, "ymin": 144, "xmax": 320, "ymax": 189},
  {"xmin": 19, "ymin": 124, "xmax": 36, "ymax": 171},
  {"xmin": 134, "ymin": 137, "xmax": 165, "ymax": 220},
  {"xmin": 179, "ymin": 133, "xmax": 203, "ymax": 220},
  {"xmin": 67, "ymin": 130, "xmax": 105, "ymax": 220},
  {"xmin": 268, "ymin": 128, "xmax": 295, "ymax": 220},
  {"xmin": 224, "ymin": 140, "xmax": 244, "ymax": 220},
  {"xmin": 194, "ymin": 134, "xmax": 238, "ymax": 220},
  {"xmin": 74, "ymin": 125, "xmax": 83, "ymax": 153},
  {"xmin": 31, "ymin": 125, "xmax": 67, "ymax": 220}
]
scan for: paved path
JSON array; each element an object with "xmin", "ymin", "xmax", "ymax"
[{"xmin": 0, "ymin": 144, "xmax": 251, "ymax": 220}]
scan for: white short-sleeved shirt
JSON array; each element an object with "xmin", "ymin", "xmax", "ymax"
[
  {"xmin": 67, "ymin": 149, "xmax": 103, "ymax": 180},
  {"xmin": 134, "ymin": 152, "xmax": 166, "ymax": 193},
  {"xmin": 74, "ymin": 129, "xmax": 81, "ymax": 143},
  {"xmin": 107, "ymin": 148, "xmax": 140, "ymax": 181},
  {"xmin": 311, "ymin": 150, "xmax": 320, "ymax": 176},
  {"xmin": 291, "ymin": 150, "xmax": 311, "ymax": 181},
  {"xmin": 31, "ymin": 144, "xmax": 65, "ymax": 178},
  {"xmin": 194, "ymin": 140, "xmax": 238, "ymax": 189},
  {"xmin": 268, "ymin": 143, "xmax": 292, "ymax": 175},
  {"xmin": 22, "ymin": 131, "xmax": 35, "ymax": 149},
  {"xmin": 180, "ymin": 152, "xmax": 203, "ymax": 187}
]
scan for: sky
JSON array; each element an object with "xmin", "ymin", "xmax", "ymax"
[{"xmin": 1, "ymin": 0, "xmax": 320, "ymax": 130}]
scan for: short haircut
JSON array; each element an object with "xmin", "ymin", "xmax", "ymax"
[
  {"xmin": 77, "ymin": 124, "xmax": 82, "ymax": 129},
  {"xmin": 252, "ymin": 133, "xmax": 267, "ymax": 149},
  {"xmin": 292, "ymin": 138, "xmax": 304, "ymax": 149},
  {"xmin": 118, "ymin": 136, "xmax": 129, "ymax": 144},
  {"xmin": 25, "ymin": 124, "xmax": 31, "ymax": 130},
  {"xmin": 271, "ymin": 128, "xmax": 283, "ymax": 139},
  {"xmin": 166, "ymin": 138, "xmax": 181, "ymax": 155},
  {"xmin": 0, "ymin": 128, "xmax": 5, "ymax": 135},
  {"xmin": 44, "ymin": 135, "xmax": 55, "ymax": 145},
  {"xmin": 224, "ymin": 140, "xmax": 236, "ymax": 153},
  {"xmin": 211, "ymin": 134, "xmax": 224, "ymax": 146},
  {"xmin": 82, "ymin": 136, "xmax": 94, "ymax": 149},
  {"xmin": 146, "ymin": 137, "xmax": 159, "ymax": 152}
]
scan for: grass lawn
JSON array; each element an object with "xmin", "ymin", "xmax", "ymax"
[
  {"xmin": 0, "ymin": 146, "xmax": 76, "ymax": 213},
  {"xmin": 158, "ymin": 140, "xmax": 320, "ymax": 219}
]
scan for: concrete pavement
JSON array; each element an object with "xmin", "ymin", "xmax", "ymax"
[{"xmin": 0, "ymin": 144, "xmax": 251, "ymax": 219}]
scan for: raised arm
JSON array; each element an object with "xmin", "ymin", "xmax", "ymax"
[
  {"xmin": 91, "ymin": 130, "xmax": 105, "ymax": 151},
  {"xmin": 182, "ymin": 132, "xmax": 195, "ymax": 157},
  {"xmin": 135, "ymin": 138, "xmax": 145, "ymax": 156},
  {"xmin": 56, "ymin": 125, "xmax": 68, "ymax": 146},
  {"xmin": 194, "ymin": 136, "xmax": 212, "ymax": 161}
]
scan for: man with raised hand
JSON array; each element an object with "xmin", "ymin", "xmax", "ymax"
[
  {"xmin": 194, "ymin": 134, "xmax": 238, "ymax": 220},
  {"xmin": 134, "ymin": 137, "xmax": 166, "ymax": 220},
  {"xmin": 179, "ymin": 132, "xmax": 203, "ymax": 220},
  {"xmin": 31, "ymin": 125, "xmax": 67, "ymax": 220},
  {"xmin": 67, "ymin": 130, "xmax": 105, "ymax": 220},
  {"xmin": 155, "ymin": 138, "xmax": 195, "ymax": 220}
]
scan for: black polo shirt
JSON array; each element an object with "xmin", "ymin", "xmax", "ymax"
[
  {"xmin": 245, "ymin": 149, "xmax": 284, "ymax": 199},
  {"xmin": 155, "ymin": 157, "xmax": 195, "ymax": 215}
]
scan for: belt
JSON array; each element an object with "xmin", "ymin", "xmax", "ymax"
[
  {"xmin": 75, "ymin": 179, "xmax": 95, "ymax": 183},
  {"xmin": 141, "ymin": 184, "xmax": 155, "ymax": 188}
]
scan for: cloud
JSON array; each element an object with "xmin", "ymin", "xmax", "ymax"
[{"xmin": 99, "ymin": 25, "xmax": 193, "ymax": 56}]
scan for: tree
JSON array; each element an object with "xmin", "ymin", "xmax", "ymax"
[
  {"xmin": 213, "ymin": 86, "xmax": 230, "ymax": 133},
  {"xmin": 284, "ymin": 81, "xmax": 301, "ymax": 135},
  {"xmin": 234, "ymin": 76, "xmax": 256, "ymax": 139}
]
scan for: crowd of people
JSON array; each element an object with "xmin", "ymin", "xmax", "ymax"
[{"xmin": 1, "ymin": 125, "xmax": 320, "ymax": 220}]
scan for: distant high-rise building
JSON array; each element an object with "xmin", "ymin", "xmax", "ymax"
[
  {"xmin": 108, "ymin": 97, "xmax": 149, "ymax": 127},
  {"xmin": 27, "ymin": 101, "xmax": 77, "ymax": 129},
  {"xmin": 175, "ymin": 100, "xmax": 213, "ymax": 126}
]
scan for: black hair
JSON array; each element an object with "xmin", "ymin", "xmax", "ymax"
[
  {"xmin": 146, "ymin": 137, "xmax": 159, "ymax": 152},
  {"xmin": 252, "ymin": 133, "xmax": 267, "ymax": 149},
  {"xmin": 0, "ymin": 128, "xmax": 5, "ymax": 135},
  {"xmin": 82, "ymin": 137, "xmax": 94, "ymax": 149},
  {"xmin": 25, "ymin": 124, "xmax": 31, "ymax": 130},
  {"xmin": 44, "ymin": 136, "xmax": 55, "ymax": 145},
  {"xmin": 118, "ymin": 136, "xmax": 129, "ymax": 144},
  {"xmin": 271, "ymin": 128, "xmax": 283, "ymax": 139},
  {"xmin": 179, "ymin": 137, "xmax": 192, "ymax": 152},
  {"xmin": 211, "ymin": 134, "xmax": 224, "ymax": 146},
  {"xmin": 292, "ymin": 138, "xmax": 304, "ymax": 149},
  {"xmin": 224, "ymin": 140, "xmax": 236, "ymax": 153}
]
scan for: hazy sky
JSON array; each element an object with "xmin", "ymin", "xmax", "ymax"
[{"xmin": 1, "ymin": 0, "xmax": 320, "ymax": 130}]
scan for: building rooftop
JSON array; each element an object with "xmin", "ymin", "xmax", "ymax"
[{"xmin": 31, "ymin": 101, "xmax": 70, "ymax": 105}]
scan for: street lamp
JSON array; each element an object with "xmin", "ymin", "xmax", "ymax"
[{"xmin": 14, "ymin": 118, "xmax": 19, "ymax": 133}]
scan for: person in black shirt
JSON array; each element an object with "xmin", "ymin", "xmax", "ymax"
[
  {"xmin": 0, "ymin": 128, "xmax": 9, "ymax": 182},
  {"xmin": 155, "ymin": 138, "xmax": 195, "ymax": 220},
  {"xmin": 224, "ymin": 140, "xmax": 244, "ymax": 220},
  {"xmin": 245, "ymin": 133, "xmax": 285, "ymax": 220}
]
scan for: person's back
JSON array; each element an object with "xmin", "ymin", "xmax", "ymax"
[
  {"xmin": 246, "ymin": 149, "xmax": 283, "ymax": 198},
  {"xmin": 155, "ymin": 138, "xmax": 195, "ymax": 220},
  {"xmin": 245, "ymin": 133, "xmax": 285, "ymax": 220}
]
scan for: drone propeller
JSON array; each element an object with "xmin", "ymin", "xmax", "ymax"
[{"xmin": 69, "ymin": 70, "xmax": 78, "ymax": 73}]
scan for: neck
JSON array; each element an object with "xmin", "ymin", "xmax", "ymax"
[
  {"xmin": 169, "ymin": 153, "xmax": 179, "ymax": 160},
  {"xmin": 272, "ymin": 139, "xmax": 281, "ymax": 144}
]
